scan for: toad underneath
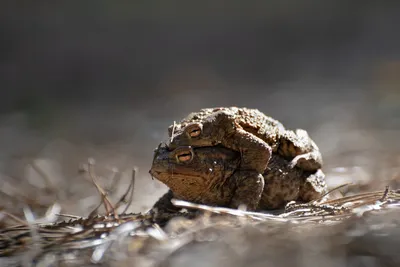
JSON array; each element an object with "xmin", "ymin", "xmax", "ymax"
[{"xmin": 150, "ymin": 145, "xmax": 325, "ymax": 213}]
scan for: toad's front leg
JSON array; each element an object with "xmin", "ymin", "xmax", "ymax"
[
  {"xmin": 204, "ymin": 111, "xmax": 272, "ymax": 174},
  {"xmin": 151, "ymin": 190, "xmax": 181, "ymax": 214},
  {"xmin": 225, "ymin": 128, "xmax": 272, "ymax": 174},
  {"xmin": 229, "ymin": 171, "xmax": 265, "ymax": 211}
]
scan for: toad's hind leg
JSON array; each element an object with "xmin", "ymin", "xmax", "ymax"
[
  {"xmin": 279, "ymin": 129, "xmax": 323, "ymax": 172},
  {"xmin": 299, "ymin": 169, "xmax": 327, "ymax": 202},
  {"xmin": 288, "ymin": 150, "xmax": 322, "ymax": 171}
]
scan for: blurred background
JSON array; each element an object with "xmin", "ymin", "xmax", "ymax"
[{"xmin": 0, "ymin": 1, "xmax": 399, "ymax": 217}]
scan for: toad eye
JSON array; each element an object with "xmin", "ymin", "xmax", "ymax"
[
  {"xmin": 176, "ymin": 148, "xmax": 193, "ymax": 163},
  {"xmin": 189, "ymin": 128, "xmax": 201, "ymax": 137},
  {"xmin": 186, "ymin": 124, "xmax": 202, "ymax": 138}
]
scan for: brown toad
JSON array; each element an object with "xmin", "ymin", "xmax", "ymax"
[
  {"xmin": 166, "ymin": 107, "xmax": 323, "ymax": 210},
  {"xmin": 150, "ymin": 145, "xmax": 326, "ymax": 214}
]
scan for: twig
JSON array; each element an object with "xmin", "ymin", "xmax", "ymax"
[
  {"xmin": 0, "ymin": 211, "xmax": 29, "ymax": 226},
  {"xmin": 87, "ymin": 158, "xmax": 118, "ymax": 218},
  {"xmin": 170, "ymin": 121, "xmax": 176, "ymax": 143},
  {"xmin": 88, "ymin": 201, "xmax": 104, "ymax": 219},
  {"xmin": 106, "ymin": 167, "xmax": 122, "ymax": 195},
  {"xmin": 380, "ymin": 185, "xmax": 390, "ymax": 202},
  {"xmin": 55, "ymin": 213, "xmax": 82, "ymax": 220},
  {"xmin": 117, "ymin": 168, "xmax": 137, "ymax": 214},
  {"xmin": 317, "ymin": 183, "xmax": 352, "ymax": 200}
]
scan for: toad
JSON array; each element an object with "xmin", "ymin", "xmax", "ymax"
[
  {"xmin": 165, "ymin": 107, "xmax": 323, "ymax": 210},
  {"xmin": 150, "ymin": 145, "xmax": 326, "ymax": 213}
]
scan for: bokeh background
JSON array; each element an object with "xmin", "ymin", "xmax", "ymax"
[{"xmin": 0, "ymin": 1, "xmax": 400, "ymax": 217}]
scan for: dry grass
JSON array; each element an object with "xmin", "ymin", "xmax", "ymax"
[{"xmin": 1, "ymin": 160, "xmax": 400, "ymax": 267}]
